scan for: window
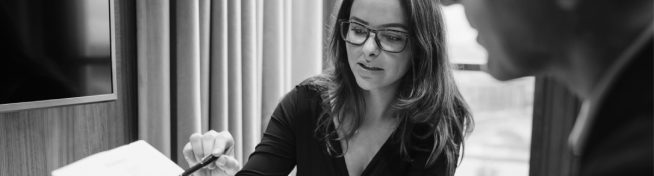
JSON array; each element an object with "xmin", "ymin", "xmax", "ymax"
[{"xmin": 443, "ymin": 5, "xmax": 535, "ymax": 176}]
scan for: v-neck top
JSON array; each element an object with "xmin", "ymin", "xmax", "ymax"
[{"xmin": 236, "ymin": 82, "xmax": 448, "ymax": 176}]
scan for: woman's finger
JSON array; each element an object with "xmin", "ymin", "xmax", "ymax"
[
  {"xmin": 190, "ymin": 133, "xmax": 204, "ymax": 163},
  {"xmin": 215, "ymin": 155, "xmax": 241, "ymax": 176},
  {"xmin": 225, "ymin": 140, "xmax": 234, "ymax": 156},
  {"xmin": 202, "ymin": 130, "xmax": 219, "ymax": 170},
  {"xmin": 182, "ymin": 142, "xmax": 198, "ymax": 166},
  {"xmin": 184, "ymin": 141, "xmax": 211, "ymax": 176},
  {"xmin": 215, "ymin": 131, "xmax": 235, "ymax": 156}
]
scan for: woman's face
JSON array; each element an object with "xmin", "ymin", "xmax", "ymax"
[{"xmin": 346, "ymin": 0, "xmax": 412, "ymax": 92}]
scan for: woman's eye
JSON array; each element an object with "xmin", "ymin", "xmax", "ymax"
[
  {"xmin": 351, "ymin": 28, "xmax": 367, "ymax": 35},
  {"xmin": 382, "ymin": 34, "xmax": 404, "ymax": 42}
]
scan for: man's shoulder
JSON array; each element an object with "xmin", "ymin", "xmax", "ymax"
[
  {"xmin": 580, "ymin": 113, "xmax": 653, "ymax": 176},
  {"xmin": 580, "ymin": 38, "xmax": 653, "ymax": 176},
  {"xmin": 588, "ymin": 38, "xmax": 652, "ymax": 142}
]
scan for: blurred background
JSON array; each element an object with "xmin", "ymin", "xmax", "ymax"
[{"xmin": 442, "ymin": 4, "xmax": 534, "ymax": 176}]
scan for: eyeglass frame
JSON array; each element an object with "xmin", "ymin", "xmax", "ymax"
[{"xmin": 338, "ymin": 19, "xmax": 410, "ymax": 53}]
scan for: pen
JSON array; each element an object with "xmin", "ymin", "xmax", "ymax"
[{"xmin": 180, "ymin": 154, "xmax": 220, "ymax": 176}]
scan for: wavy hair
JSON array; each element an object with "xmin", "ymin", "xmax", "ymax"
[{"xmin": 312, "ymin": 0, "xmax": 474, "ymax": 175}]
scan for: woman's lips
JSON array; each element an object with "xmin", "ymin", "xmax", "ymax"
[
  {"xmin": 356, "ymin": 63, "xmax": 383, "ymax": 79},
  {"xmin": 357, "ymin": 63, "xmax": 383, "ymax": 71}
]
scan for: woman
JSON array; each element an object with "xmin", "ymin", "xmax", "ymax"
[{"xmin": 183, "ymin": 0, "xmax": 473, "ymax": 175}]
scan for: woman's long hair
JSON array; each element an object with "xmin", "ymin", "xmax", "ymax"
[{"xmin": 313, "ymin": 0, "xmax": 474, "ymax": 175}]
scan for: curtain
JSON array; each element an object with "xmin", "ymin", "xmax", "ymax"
[
  {"xmin": 136, "ymin": 0, "xmax": 329, "ymax": 168},
  {"xmin": 136, "ymin": 0, "xmax": 171, "ymax": 158}
]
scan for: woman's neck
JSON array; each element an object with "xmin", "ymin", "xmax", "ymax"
[{"xmin": 361, "ymin": 82, "xmax": 399, "ymax": 122}]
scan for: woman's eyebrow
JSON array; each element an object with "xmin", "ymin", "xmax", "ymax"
[
  {"xmin": 379, "ymin": 23, "xmax": 408, "ymax": 30},
  {"xmin": 349, "ymin": 16, "xmax": 369, "ymax": 25},
  {"xmin": 349, "ymin": 16, "xmax": 408, "ymax": 30}
]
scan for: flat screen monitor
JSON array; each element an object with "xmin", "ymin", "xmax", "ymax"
[{"xmin": 0, "ymin": 0, "xmax": 117, "ymax": 112}]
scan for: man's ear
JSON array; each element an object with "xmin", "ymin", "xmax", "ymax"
[
  {"xmin": 557, "ymin": 0, "xmax": 582, "ymax": 11},
  {"xmin": 440, "ymin": 0, "xmax": 458, "ymax": 6}
]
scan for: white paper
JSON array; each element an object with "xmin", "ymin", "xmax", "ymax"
[{"xmin": 52, "ymin": 140, "xmax": 184, "ymax": 176}]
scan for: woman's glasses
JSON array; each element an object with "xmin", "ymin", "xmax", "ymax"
[{"xmin": 339, "ymin": 20, "xmax": 409, "ymax": 53}]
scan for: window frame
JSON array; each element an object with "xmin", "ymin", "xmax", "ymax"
[
  {"xmin": 455, "ymin": 64, "xmax": 581, "ymax": 176},
  {"xmin": 529, "ymin": 76, "xmax": 581, "ymax": 176}
]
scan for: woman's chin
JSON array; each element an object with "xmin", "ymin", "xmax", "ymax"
[{"xmin": 354, "ymin": 77, "xmax": 382, "ymax": 91}]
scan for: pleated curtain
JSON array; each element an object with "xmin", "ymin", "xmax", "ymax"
[{"xmin": 136, "ymin": 0, "xmax": 327, "ymax": 168}]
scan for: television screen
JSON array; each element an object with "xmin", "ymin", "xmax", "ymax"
[{"xmin": 0, "ymin": 0, "xmax": 114, "ymax": 107}]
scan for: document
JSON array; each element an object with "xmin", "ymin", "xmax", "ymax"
[{"xmin": 52, "ymin": 140, "xmax": 184, "ymax": 176}]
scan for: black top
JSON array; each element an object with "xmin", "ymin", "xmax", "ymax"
[{"xmin": 236, "ymin": 82, "xmax": 448, "ymax": 176}]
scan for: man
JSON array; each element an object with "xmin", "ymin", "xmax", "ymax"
[{"xmin": 441, "ymin": 0, "xmax": 653, "ymax": 175}]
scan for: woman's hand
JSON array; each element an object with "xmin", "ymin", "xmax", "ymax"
[{"xmin": 183, "ymin": 130, "xmax": 241, "ymax": 176}]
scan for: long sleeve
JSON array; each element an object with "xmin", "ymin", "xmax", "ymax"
[{"xmin": 236, "ymin": 87, "xmax": 302, "ymax": 176}]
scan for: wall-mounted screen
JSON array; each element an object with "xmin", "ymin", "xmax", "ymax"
[{"xmin": 0, "ymin": 0, "xmax": 116, "ymax": 112}]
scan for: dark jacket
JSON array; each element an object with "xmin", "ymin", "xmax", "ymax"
[{"xmin": 579, "ymin": 38, "xmax": 653, "ymax": 176}]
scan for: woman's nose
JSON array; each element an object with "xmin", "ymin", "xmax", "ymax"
[{"xmin": 361, "ymin": 33, "xmax": 380, "ymax": 57}]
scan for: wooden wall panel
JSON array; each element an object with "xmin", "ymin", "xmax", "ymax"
[{"xmin": 0, "ymin": 0, "xmax": 138, "ymax": 175}]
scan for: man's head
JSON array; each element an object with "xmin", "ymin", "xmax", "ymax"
[
  {"xmin": 441, "ymin": 0, "xmax": 654, "ymax": 98},
  {"xmin": 442, "ymin": 0, "xmax": 572, "ymax": 81}
]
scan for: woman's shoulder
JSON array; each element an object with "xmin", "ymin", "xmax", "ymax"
[
  {"xmin": 272, "ymin": 75, "xmax": 329, "ymax": 130},
  {"xmin": 273, "ymin": 75, "xmax": 329, "ymax": 133},
  {"xmin": 294, "ymin": 74, "xmax": 330, "ymax": 99},
  {"xmin": 278, "ymin": 75, "xmax": 331, "ymax": 115}
]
